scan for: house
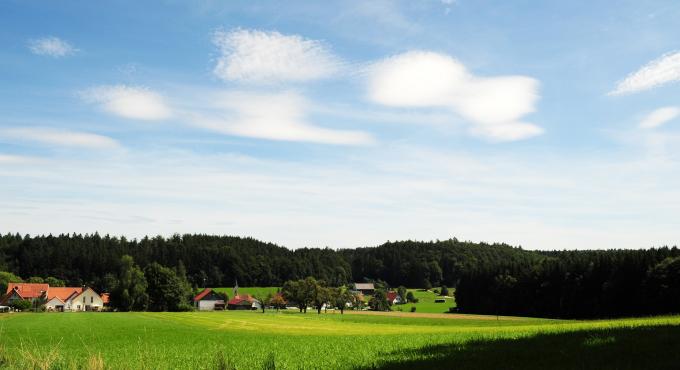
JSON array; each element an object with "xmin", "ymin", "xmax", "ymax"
[
  {"xmin": 193, "ymin": 288, "xmax": 226, "ymax": 311},
  {"xmin": 101, "ymin": 293, "xmax": 110, "ymax": 307},
  {"xmin": 2, "ymin": 283, "xmax": 104, "ymax": 312},
  {"xmin": 70, "ymin": 287, "xmax": 105, "ymax": 311},
  {"xmin": 386, "ymin": 291, "xmax": 402, "ymax": 305},
  {"xmin": 45, "ymin": 287, "xmax": 83, "ymax": 311},
  {"xmin": 1, "ymin": 283, "xmax": 49, "ymax": 307},
  {"xmin": 227, "ymin": 294, "xmax": 261, "ymax": 310},
  {"xmin": 353, "ymin": 283, "xmax": 375, "ymax": 295}
]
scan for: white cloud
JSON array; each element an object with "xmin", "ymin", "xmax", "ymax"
[
  {"xmin": 191, "ymin": 91, "xmax": 373, "ymax": 145},
  {"xmin": 212, "ymin": 29, "xmax": 341, "ymax": 83},
  {"xmin": 0, "ymin": 127, "xmax": 120, "ymax": 149},
  {"xmin": 28, "ymin": 36, "xmax": 76, "ymax": 57},
  {"xmin": 367, "ymin": 51, "xmax": 543, "ymax": 141},
  {"xmin": 610, "ymin": 52, "xmax": 680, "ymax": 95},
  {"xmin": 82, "ymin": 85, "xmax": 172, "ymax": 121},
  {"xmin": 639, "ymin": 106, "xmax": 680, "ymax": 129}
]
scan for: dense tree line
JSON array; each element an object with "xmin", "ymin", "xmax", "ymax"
[
  {"xmin": 456, "ymin": 248, "xmax": 680, "ymax": 318},
  {"xmin": 2, "ymin": 233, "xmax": 680, "ymax": 318}
]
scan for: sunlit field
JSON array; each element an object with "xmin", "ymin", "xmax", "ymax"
[{"xmin": 1, "ymin": 311, "xmax": 679, "ymax": 369}]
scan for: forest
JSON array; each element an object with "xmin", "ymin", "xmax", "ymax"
[{"xmin": 1, "ymin": 233, "xmax": 679, "ymax": 318}]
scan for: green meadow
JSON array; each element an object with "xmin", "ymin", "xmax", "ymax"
[{"xmin": 1, "ymin": 311, "xmax": 679, "ymax": 369}]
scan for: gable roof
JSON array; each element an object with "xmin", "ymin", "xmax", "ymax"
[
  {"xmin": 70, "ymin": 287, "xmax": 102, "ymax": 303},
  {"xmin": 386, "ymin": 291, "xmax": 399, "ymax": 302},
  {"xmin": 5, "ymin": 283, "xmax": 49, "ymax": 299},
  {"xmin": 47, "ymin": 296, "xmax": 65, "ymax": 304},
  {"xmin": 228, "ymin": 294, "xmax": 257, "ymax": 305},
  {"xmin": 193, "ymin": 288, "xmax": 214, "ymax": 302},
  {"xmin": 48, "ymin": 287, "xmax": 83, "ymax": 301},
  {"xmin": 354, "ymin": 283, "xmax": 375, "ymax": 290}
]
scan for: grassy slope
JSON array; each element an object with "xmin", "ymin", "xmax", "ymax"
[
  {"xmin": 1, "ymin": 311, "xmax": 679, "ymax": 369},
  {"xmin": 394, "ymin": 289, "xmax": 456, "ymax": 314},
  {"xmin": 212, "ymin": 287, "xmax": 279, "ymax": 298}
]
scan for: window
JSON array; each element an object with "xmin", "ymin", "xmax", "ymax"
[{"xmin": 91, "ymin": 296, "xmax": 93, "ymax": 303}]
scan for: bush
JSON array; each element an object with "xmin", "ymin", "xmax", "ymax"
[
  {"xmin": 433, "ymin": 289, "xmax": 439, "ymax": 294},
  {"xmin": 440, "ymin": 286, "xmax": 450, "ymax": 296},
  {"xmin": 411, "ymin": 298, "xmax": 419, "ymax": 303},
  {"xmin": 11, "ymin": 300, "xmax": 32, "ymax": 311},
  {"xmin": 410, "ymin": 306, "xmax": 416, "ymax": 312},
  {"xmin": 176, "ymin": 302, "xmax": 194, "ymax": 312}
]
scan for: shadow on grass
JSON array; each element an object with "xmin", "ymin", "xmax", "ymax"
[{"xmin": 358, "ymin": 325, "xmax": 680, "ymax": 370}]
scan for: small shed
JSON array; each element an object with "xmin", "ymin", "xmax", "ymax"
[{"xmin": 193, "ymin": 288, "xmax": 226, "ymax": 311}]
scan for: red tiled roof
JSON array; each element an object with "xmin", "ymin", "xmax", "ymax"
[
  {"xmin": 5, "ymin": 283, "xmax": 49, "ymax": 299},
  {"xmin": 48, "ymin": 287, "xmax": 83, "ymax": 301},
  {"xmin": 193, "ymin": 288, "xmax": 213, "ymax": 302},
  {"xmin": 387, "ymin": 291, "xmax": 398, "ymax": 302},
  {"xmin": 227, "ymin": 294, "xmax": 254, "ymax": 305}
]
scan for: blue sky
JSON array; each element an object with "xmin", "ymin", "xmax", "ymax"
[{"xmin": 2, "ymin": 0, "xmax": 680, "ymax": 249}]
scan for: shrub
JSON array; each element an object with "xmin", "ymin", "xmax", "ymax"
[
  {"xmin": 433, "ymin": 289, "xmax": 439, "ymax": 294},
  {"xmin": 11, "ymin": 300, "xmax": 32, "ymax": 311},
  {"xmin": 410, "ymin": 306, "xmax": 416, "ymax": 312}
]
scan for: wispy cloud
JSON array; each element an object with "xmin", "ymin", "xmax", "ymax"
[
  {"xmin": 190, "ymin": 91, "xmax": 374, "ymax": 145},
  {"xmin": 610, "ymin": 51, "xmax": 680, "ymax": 95},
  {"xmin": 366, "ymin": 51, "xmax": 543, "ymax": 141},
  {"xmin": 81, "ymin": 85, "xmax": 172, "ymax": 121},
  {"xmin": 212, "ymin": 29, "xmax": 341, "ymax": 83},
  {"xmin": 639, "ymin": 107, "xmax": 680, "ymax": 129},
  {"xmin": 28, "ymin": 36, "xmax": 77, "ymax": 57},
  {"xmin": 0, "ymin": 127, "xmax": 120, "ymax": 149}
]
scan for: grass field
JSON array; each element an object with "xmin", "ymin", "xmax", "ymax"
[
  {"xmin": 212, "ymin": 287, "xmax": 280, "ymax": 298},
  {"xmin": 1, "ymin": 311, "xmax": 680, "ymax": 369},
  {"xmin": 393, "ymin": 289, "xmax": 455, "ymax": 313}
]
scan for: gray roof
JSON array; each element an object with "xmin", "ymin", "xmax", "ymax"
[{"xmin": 354, "ymin": 283, "xmax": 375, "ymax": 290}]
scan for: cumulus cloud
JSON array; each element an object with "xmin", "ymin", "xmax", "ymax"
[
  {"xmin": 82, "ymin": 85, "xmax": 172, "ymax": 121},
  {"xmin": 212, "ymin": 29, "xmax": 341, "ymax": 83},
  {"xmin": 191, "ymin": 91, "xmax": 373, "ymax": 145},
  {"xmin": 610, "ymin": 52, "xmax": 680, "ymax": 95},
  {"xmin": 28, "ymin": 36, "xmax": 76, "ymax": 57},
  {"xmin": 639, "ymin": 107, "xmax": 680, "ymax": 129},
  {"xmin": 367, "ymin": 51, "xmax": 543, "ymax": 141},
  {"xmin": 0, "ymin": 127, "xmax": 120, "ymax": 149}
]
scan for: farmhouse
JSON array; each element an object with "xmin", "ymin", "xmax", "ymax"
[
  {"xmin": 227, "ymin": 294, "xmax": 261, "ymax": 310},
  {"xmin": 1, "ymin": 283, "xmax": 105, "ymax": 312},
  {"xmin": 193, "ymin": 288, "xmax": 225, "ymax": 311},
  {"xmin": 386, "ymin": 291, "xmax": 402, "ymax": 305},
  {"xmin": 1, "ymin": 283, "xmax": 49, "ymax": 307},
  {"xmin": 353, "ymin": 283, "xmax": 375, "ymax": 295}
]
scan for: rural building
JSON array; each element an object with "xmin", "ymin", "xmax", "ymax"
[
  {"xmin": 45, "ymin": 287, "xmax": 83, "ymax": 311},
  {"xmin": 227, "ymin": 294, "xmax": 261, "ymax": 310},
  {"xmin": 1, "ymin": 283, "xmax": 49, "ymax": 306},
  {"xmin": 386, "ymin": 291, "xmax": 402, "ymax": 305},
  {"xmin": 353, "ymin": 283, "xmax": 375, "ymax": 295},
  {"xmin": 1, "ymin": 283, "xmax": 105, "ymax": 312},
  {"xmin": 193, "ymin": 288, "xmax": 226, "ymax": 310}
]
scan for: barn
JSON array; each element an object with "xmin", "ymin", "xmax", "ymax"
[
  {"xmin": 227, "ymin": 294, "xmax": 261, "ymax": 310},
  {"xmin": 193, "ymin": 288, "xmax": 226, "ymax": 311}
]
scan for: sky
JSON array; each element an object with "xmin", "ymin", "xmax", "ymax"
[{"xmin": 2, "ymin": 1, "xmax": 680, "ymax": 250}]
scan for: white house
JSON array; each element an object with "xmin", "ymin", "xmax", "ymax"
[
  {"xmin": 70, "ymin": 287, "xmax": 104, "ymax": 311},
  {"xmin": 193, "ymin": 288, "xmax": 226, "ymax": 311}
]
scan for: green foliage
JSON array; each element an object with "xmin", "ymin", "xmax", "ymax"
[
  {"xmin": 110, "ymin": 255, "xmax": 149, "ymax": 311},
  {"xmin": 411, "ymin": 306, "xmax": 417, "ymax": 312},
  {"xmin": 45, "ymin": 276, "xmax": 65, "ymax": 287},
  {"xmin": 369, "ymin": 290, "xmax": 390, "ymax": 311},
  {"xmin": 405, "ymin": 291, "xmax": 415, "ymax": 303},
  {"xmin": 440, "ymin": 286, "xmax": 449, "ymax": 296},
  {"xmin": 10, "ymin": 300, "xmax": 31, "ymax": 310},
  {"xmin": 0, "ymin": 271, "xmax": 22, "ymax": 294},
  {"xmin": 144, "ymin": 262, "xmax": 192, "ymax": 312},
  {"xmin": 26, "ymin": 276, "xmax": 44, "ymax": 283}
]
